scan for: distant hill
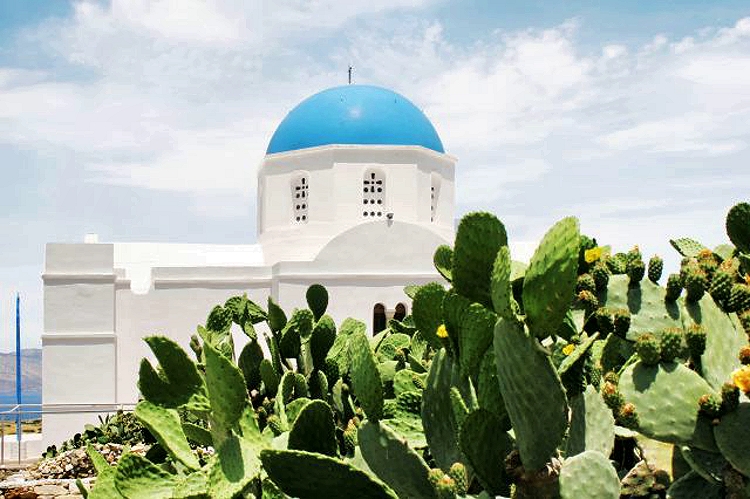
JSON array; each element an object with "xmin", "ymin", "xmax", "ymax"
[{"xmin": 0, "ymin": 349, "xmax": 42, "ymax": 396}]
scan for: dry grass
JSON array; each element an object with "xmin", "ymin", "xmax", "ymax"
[{"xmin": 0, "ymin": 420, "xmax": 41, "ymax": 435}]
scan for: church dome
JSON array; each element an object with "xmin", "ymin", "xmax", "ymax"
[{"xmin": 266, "ymin": 85, "xmax": 445, "ymax": 154}]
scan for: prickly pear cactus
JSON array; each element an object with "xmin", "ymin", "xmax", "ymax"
[{"xmin": 522, "ymin": 216, "xmax": 580, "ymax": 339}]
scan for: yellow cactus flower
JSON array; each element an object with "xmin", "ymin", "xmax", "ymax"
[
  {"xmin": 584, "ymin": 247, "xmax": 603, "ymax": 264},
  {"xmin": 744, "ymin": 274, "xmax": 750, "ymax": 286},
  {"xmin": 698, "ymin": 249, "xmax": 714, "ymax": 259},
  {"xmin": 733, "ymin": 366, "xmax": 750, "ymax": 394},
  {"xmin": 562, "ymin": 344, "xmax": 575, "ymax": 356},
  {"xmin": 436, "ymin": 324, "xmax": 448, "ymax": 339}
]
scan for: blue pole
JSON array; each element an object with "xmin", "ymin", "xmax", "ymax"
[{"xmin": 15, "ymin": 293, "xmax": 21, "ymax": 442}]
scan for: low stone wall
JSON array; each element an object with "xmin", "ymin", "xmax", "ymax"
[{"xmin": 0, "ymin": 477, "xmax": 93, "ymax": 498}]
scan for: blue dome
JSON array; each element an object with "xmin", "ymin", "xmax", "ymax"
[{"xmin": 266, "ymin": 85, "xmax": 444, "ymax": 154}]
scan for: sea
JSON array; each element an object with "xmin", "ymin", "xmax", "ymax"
[{"xmin": 0, "ymin": 391, "xmax": 42, "ymax": 421}]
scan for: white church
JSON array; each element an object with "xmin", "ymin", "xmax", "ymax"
[{"xmin": 41, "ymin": 84, "xmax": 456, "ymax": 445}]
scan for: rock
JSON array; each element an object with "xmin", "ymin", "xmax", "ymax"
[{"xmin": 32, "ymin": 485, "xmax": 67, "ymax": 495}]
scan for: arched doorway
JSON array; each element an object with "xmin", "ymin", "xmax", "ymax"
[
  {"xmin": 394, "ymin": 303, "xmax": 407, "ymax": 322},
  {"xmin": 373, "ymin": 303, "xmax": 386, "ymax": 334}
]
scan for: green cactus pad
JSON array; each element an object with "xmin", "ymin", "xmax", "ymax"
[
  {"xmin": 204, "ymin": 342, "xmax": 248, "ymax": 436},
  {"xmin": 422, "ymin": 349, "xmax": 475, "ymax": 470},
  {"xmin": 714, "ymin": 403, "xmax": 750, "ymax": 476},
  {"xmin": 679, "ymin": 446, "xmax": 727, "ymax": 484},
  {"xmin": 599, "ymin": 275, "xmax": 683, "ymax": 341},
  {"xmin": 287, "ymin": 399, "xmax": 336, "ymax": 457},
  {"xmin": 493, "ymin": 316, "xmax": 568, "ymax": 471},
  {"xmin": 261, "ymin": 449, "xmax": 398, "ymax": 499},
  {"xmin": 412, "ymin": 282, "xmax": 447, "ymax": 349},
  {"xmin": 306, "ymin": 284, "xmax": 329, "ymax": 321},
  {"xmin": 618, "ymin": 362, "xmax": 716, "ymax": 449},
  {"xmin": 683, "ymin": 295, "xmax": 746, "ymax": 389},
  {"xmin": 566, "ymin": 385, "xmax": 615, "ymax": 458},
  {"xmin": 311, "ymin": 315, "xmax": 337, "ymax": 370},
  {"xmin": 238, "ymin": 340, "xmax": 264, "ymax": 392},
  {"xmin": 669, "ymin": 238, "xmax": 709, "ymax": 258},
  {"xmin": 434, "ymin": 244, "xmax": 454, "ymax": 282},
  {"xmin": 376, "ymin": 333, "xmax": 411, "ymax": 362},
  {"xmin": 172, "ymin": 471, "xmax": 209, "ymax": 499},
  {"xmin": 349, "ymin": 330, "xmax": 384, "ymax": 420},
  {"xmin": 358, "ymin": 421, "xmax": 438, "ymax": 499},
  {"xmin": 134, "ymin": 401, "xmax": 199, "ymax": 471},
  {"xmin": 279, "ymin": 322, "xmax": 301, "ymax": 359},
  {"xmin": 448, "ymin": 296, "xmax": 496, "ymax": 378},
  {"xmin": 383, "ymin": 408, "xmax": 426, "ymax": 449},
  {"xmin": 491, "ymin": 246, "xmax": 513, "ymax": 318},
  {"xmin": 393, "ymin": 369, "xmax": 421, "ymax": 396},
  {"xmin": 138, "ymin": 336, "xmax": 208, "ymax": 411},
  {"xmin": 208, "ymin": 435, "xmax": 263, "ymax": 499},
  {"xmin": 259, "ymin": 359, "xmax": 280, "ymax": 396},
  {"xmin": 559, "ymin": 450, "xmax": 620, "ymax": 499},
  {"xmin": 666, "ymin": 470, "xmax": 722, "ymax": 499},
  {"xmin": 182, "ymin": 423, "xmax": 212, "ymax": 448},
  {"xmin": 458, "ymin": 409, "xmax": 513, "ymax": 496},
  {"xmin": 114, "ymin": 453, "xmax": 177, "ymax": 499},
  {"xmin": 476, "ymin": 349, "xmax": 509, "ymax": 428},
  {"xmin": 452, "ymin": 212, "xmax": 508, "ymax": 308},
  {"xmin": 726, "ymin": 202, "xmax": 750, "ymax": 254},
  {"xmin": 267, "ymin": 297, "xmax": 287, "ymax": 333},
  {"xmin": 523, "ymin": 216, "xmax": 580, "ymax": 339}
]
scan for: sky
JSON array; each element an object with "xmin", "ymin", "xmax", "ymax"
[{"xmin": 1, "ymin": 0, "xmax": 750, "ymax": 350}]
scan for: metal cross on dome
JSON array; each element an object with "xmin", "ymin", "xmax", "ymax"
[{"xmin": 348, "ymin": 65, "xmax": 353, "ymax": 84}]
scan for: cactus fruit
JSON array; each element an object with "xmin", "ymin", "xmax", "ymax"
[
  {"xmin": 721, "ymin": 382, "xmax": 740, "ymax": 413},
  {"xmin": 728, "ymin": 283, "xmax": 750, "ymax": 313},
  {"xmin": 659, "ymin": 328, "xmax": 683, "ymax": 363},
  {"xmin": 685, "ymin": 324, "xmax": 707, "ymax": 359},
  {"xmin": 647, "ymin": 256, "xmax": 663, "ymax": 283},
  {"xmin": 594, "ymin": 308, "xmax": 614, "ymax": 335},
  {"xmin": 591, "ymin": 262, "xmax": 610, "ymax": 291},
  {"xmin": 576, "ymin": 273, "xmax": 596, "ymax": 294},
  {"xmin": 601, "ymin": 382, "xmax": 623, "ymax": 412},
  {"xmin": 739, "ymin": 346, "xmax": 750, "ymax": 365},
  {"xmin": 612, "ymin": 309, "xmax": 631, "ymax": 339},
  {"xmin": 665, "ymin": 273, "xmax": 683, "ymax": 301},
  {"xmin": 698, "ymin": 394, "xmax": 722, "ymax": 419},
  {"xmin": 434, "ymin": 476, "xmax": 457, "ymax": 499},
  {"xmin": 626, "ymin": 258, "xmax": 646, "ymax": 285},
  {"xmin": 577, "ymin": 290, "xmax": 599, "ymax": 314},
  {"xmin": 635, "ymin": 334, "xmax": 661, "ymax": 365},
  {"xmin": 697, "ymin": 249, "xmax": 719, "ymax": 278},
  {"xmin": 709, "ymin": 268, "xmax": 733, "ymax": 304},
  {"xmin": 447, "ymin": 463, "xmax": 468, "ymax": 496},
  {"xmin": 617, "ymin": 403, "xmax": 639, "ymax": 429},
  {"xmin": 427, "ymin": 468, "xmax": 444, "ymax": 488},
  {"xmin": 342, "ymin": 421, "xmax": 358, "ymax": 455},
  {"xmin": 683, "ymin": 264, "xmax": 708, "ymax": 302},
  {"xmin": 607, "ymin": 253, "xmax": 628, "ymax": 274}
]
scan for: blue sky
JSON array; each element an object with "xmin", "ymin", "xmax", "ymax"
[{"xmin": 1, "ymin": 0, "xmax": 749, "ymax": 350}]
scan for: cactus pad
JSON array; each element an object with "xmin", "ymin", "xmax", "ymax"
[
  {"xmin": 452, "ymin": 212, "xmax": 508, "ymax": 308},
  {"xmin": 666, "ymin": 470, "xmax": 722, "ymax": 499},
  {"xmin": 618, "ymin": 362, "xmax": 715, "ymax": 449},
  {"xmin": 493, "ymin": 316, "xmax": 568, "ymax": 471},
  {"xmin": 358, "ymin": 421, "xmax": 438, "ymax": 499},
  {"xmin": 288, "ymin": 400, "xmax": 337, "ymax": 457},
  {"xmin": 458, "ymin": 408, "xmax": 513, "ymax": 496},
  {"xmin": 726, "ymin": 202, "xmax": 750, "ymax": 254},
  {"xmin": 311, "ymin": 315, "xmax": 337, "ymax": 370},
  {"xmin": 306, "ymin": 284, "xmax": 329, "ymax": 321},
  {"xmin": 412, "ymin": 282, "xmax": 447, "ymax": 349},
  {"xmin": 348, "ymin": 330, "xmax": 384, "ymax": 420},
  {"xmin": 134, "ymin": 401, "xmax": 199, "ymax": 471},
  {"xmin": 713, "ymin": 403, "xmax": 750, "ymax": 476},
  {"xmin": 204, "ymin": 342, "xmax": 248, "ymax": 435},
  {"xmin": 684, "ymin": 294, "xmax": 746, "ymax": 389},
  {"xmin": 260, "ymin": 449, "xmax": 398, "ymax": 499},
  {"xmin": 491, "ymin": 245, "xmax": 513, "ymax": 317},
  {"xmin": 433, "ymin": 244, "xmax": 454, "ymax": 282},
  {"xmin": 208, "ymin": 435, "xmax": 263, "ymax": 499},
  {"xmin": 669, "ymin": 238, "xmax": 708, "ymax": 258},
  {"xmin": 523, "ymin": 216, "xmax": 580, "ymax": 339},
  {"xmin": 566, "ymin": 385, "xmax": 615, "ymax": 458},
  {"xmin": 114, "ymin": 453, "xmax": 178, "ymax": 499},
  {"xmin": 559, "ymin": 450, "xmax": 620, "ymax": 499}
]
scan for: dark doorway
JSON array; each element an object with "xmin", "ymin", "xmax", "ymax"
[
  {"xmin": 394, "ymin": 303, "xmax": 407, "ymax": 322},
  {"xmin": 373, "ymin": 303, "xmax": 386, "ymax": 333}
]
